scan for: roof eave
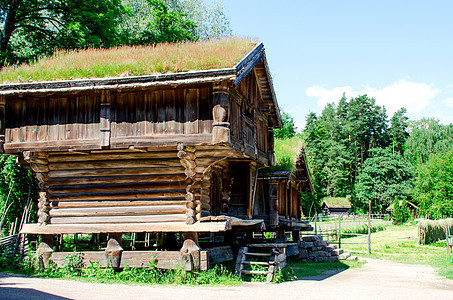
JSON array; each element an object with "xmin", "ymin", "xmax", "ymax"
[{"xmin": 0, "ymin": 68, "xmax": 237, "ymax": 95}]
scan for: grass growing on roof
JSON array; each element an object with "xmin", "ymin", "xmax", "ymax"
[
  {"xmin": 264, "ymin": 135, "xmax": 303, "ymax": 172},
  {"xmin": 0, "ymin": 38, "xmax": 257, "ymax": 84},
  {"xmin": 322, "ymin": 197, "xmax": 351, "ymax": 207}
]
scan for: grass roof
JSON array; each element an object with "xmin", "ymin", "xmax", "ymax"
[
  {"xmin": 0, "ymin": 38, "xmax": 257, "ymax": 84},
  {"xmin": 322, "ymin": 197, "xmax": 352, "ymax": 208},
  {"xmin": 261, "ymin": 135, "xmax": 303, "ymax": 173}
]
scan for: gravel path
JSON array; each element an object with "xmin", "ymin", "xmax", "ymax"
[{"xmin": 1, "ymin": 258, "xmax": 453, "ymax": 300}]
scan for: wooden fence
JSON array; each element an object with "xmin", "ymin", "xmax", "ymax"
[
  {"xmin": 301, "ymin": 214, "xmax": 391, "ymax": 254},
  {"xmin": 0, "ymin": 234, "xmax": 28, "ymax": 258}
]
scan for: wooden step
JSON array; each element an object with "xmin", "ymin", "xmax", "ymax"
[
  {"xmin": 244, "ymin": 252, "xmax": 272, "ymax": 257},
  {"xmin": 243, "ymin": 260, "xmax": 271, "ymax": 266},
  {"xmin": 241, "ymin": 270, "xmax": 268, "ymax": 275}
]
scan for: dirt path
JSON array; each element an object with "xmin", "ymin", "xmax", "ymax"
[{"xmin": 1, "ymin": 258, "xmax": 453, "ymax": 300}]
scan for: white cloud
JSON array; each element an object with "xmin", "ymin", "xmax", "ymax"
[
  {"xmin": 305, "ymin": 80, "xmax": 440, "ymax": 118},
  {"xmin": 444, "ymin": 98, "xmax": 453, "ymax": 109}
]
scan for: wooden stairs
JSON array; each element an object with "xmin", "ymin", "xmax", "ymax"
[{"xmin": 235, "ymin": 243, "xmax": 288, "ymax": 282}]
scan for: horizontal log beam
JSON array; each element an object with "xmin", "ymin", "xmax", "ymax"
[
  {"xmin": 47, "ymin": 182, "xmax": 186, "ymax": 194},
  {"xmin": 52, "ymin": 200, "xmax": 187, "ymax": 209},
  {"xmin": 49, "ymin": 205, "xmax": 186, "ymax": 217},
  {"xmin": 48, "ymin": 190, "xmax": 188, "ymax": 202},
  {"xmin": 45, "ymin": 174, "xmax": 187, "ymax": 187},
  {"xmin": 50, "ymin": 214, "xmax": 187, "ymax": 224},
  {"xmin": 21, "ymin": 221, "xmax": 232, "ymax": 234}
]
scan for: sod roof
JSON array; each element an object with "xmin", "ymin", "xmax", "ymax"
[
  {"xmin": 322, "ymin": 197, "xmax": 352, "ymax": 208},
  {"xmin": 0, "ymin": 38, "xmax": 257, "ymax": 84}
]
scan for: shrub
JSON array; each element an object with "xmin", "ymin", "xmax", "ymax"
[{"xmin": 392, "ymin": 199, "xmax": 411, "ymax": 224}]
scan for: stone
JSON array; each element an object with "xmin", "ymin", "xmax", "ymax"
[
  {"xmin": 299, "ymin": 249, "xmax": 308, "ymax": 259},
  {"xmin": 299, "ymin": 242, "xmax": 314, "ymax": 248},
  {"xmin": 339, "ymin": 252, "xmax": 351, "ymax": 260},
  {"xmin": 332, "ymin": 249, "xmax": 343, "ymax": 256}
]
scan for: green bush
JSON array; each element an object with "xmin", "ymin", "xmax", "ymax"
[{"xmin": 392, "ymin": 199, "xmax": 411, "ymax": 224}]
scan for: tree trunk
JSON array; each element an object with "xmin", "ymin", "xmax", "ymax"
[{"xmin": 0, "ymin": 0, "xmax": 20, "ymax": 65}]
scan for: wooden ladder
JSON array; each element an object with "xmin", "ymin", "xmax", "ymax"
[{"xmin": 235, "ymin": 243, "xmax": 287, "ymax": 282}]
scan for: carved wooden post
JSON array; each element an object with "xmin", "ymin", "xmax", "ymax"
[
  {"xmin": 212, "ymin": 83, "xmax": 230, "ymax": 144},
  {"xmin": 0, "ymin": 95, "xmax": 5, "ymax": 153},
  {"xmin": 37, "ymin": 192, "xmax": 51, "ymax": 225},
  {"xmin": 269, "ymin": 179, "xmax": 279, "ymax": 226},
  {"xmin": 38, "ymin": 235, "xmax": 53, "ymax": 268},
  {"xmin": 105, "ymin": 234, "xmax": 123, "ymax": 268},
  {"xmin": 23, "ymin": 151, "xmax": 51, "ymax": 225},
  {"xmin": 100, "ymin": 90, "xmax": 111, "ymax": 148},
  {"xmin": 178, "ymin": 143, "xmax": 199, "ymax": 224},
  {"xmin": 179, "ymin": 232, "xmax": 201, "ymax": 270}
]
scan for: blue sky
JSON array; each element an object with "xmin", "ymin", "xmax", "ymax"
[{"xmin": 221, "ymin": 0, "xmax": 453, "ymax": 130}]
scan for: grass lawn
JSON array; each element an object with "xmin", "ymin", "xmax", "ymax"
[{"xmin": 341, "ymin": 223, "xmax": 453, "ymax": 280}]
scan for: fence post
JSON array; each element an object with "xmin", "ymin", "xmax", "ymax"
[
  {"xmin": 338, "ymin": 215, "xmax": 342, "ymax": 249},
  {"xmin": 314, "ymin": 214, "xmax": 317, "ymax": 235},
  {"xmin": 368, "ymin": 201, "xmax": 371, "ymax": 254}
]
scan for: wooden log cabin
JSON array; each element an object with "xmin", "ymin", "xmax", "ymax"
[{"xmin": 0, "ymin": 39, "xmax": 312, "ymax": 270}]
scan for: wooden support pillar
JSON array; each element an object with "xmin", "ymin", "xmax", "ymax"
[
  {"xmin": 38, "ymin": 235, "xmax": 54, "ymax": 268},
  {"xmin": 276, "ymin": 229, "xmax": 286, "ymax": 243},
  {"xmin": 267, "ymin": 129, "xmax": 275, "ymax": 166},
  {"xmin": 212, "ymin": 83, "xmax": 230, "ymax": 144},
  {"xmin": 179, "ymin": 232, "xmax": 201, "ymax": 270},
  {"xmin": 269, "ymin": 180, "xmax": 279, "ymax": 226},
  {"xmin": 100, "ymin": 90, "xmax": 111, "ymax": 148},
  {"xmin": 105, "ymin": 233, "xmax": 123, "ymax": 268}
]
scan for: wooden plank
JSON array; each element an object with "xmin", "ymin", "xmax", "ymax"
[
  {"xmin": 53, "ymin": 200, "xmax": 187, "ymax": 209},
  {"xmin": 21, "ymin": 220, "xmax": 232, "ymax": 234},
  {"xmin": 48, "ymin": 190, "xmax": 187, "ymax": 202},
  {"xmin": 47, "ymin": 181, "xmax": 186, "ymax": 194},
  {"xmin": 49, "ymin": 205, "xmax": 186, "ymax": 217},
  {"xmin": 50, "ymin": 214, "xmax": 187, "ymax": 224},
  {"xmin": 164, "ymin": 90, "xmax": 176, "ymax": 134},
  {"xmin": 48, "ymin": 159, "xmax": 183, "ymax": 170},
  {"xmin": 205, "ymin": 246, "xmax": 234, "ymax": 264},
  {"xmin": 110, "ymin": 134, "xmax": 211, "ymax": 148},
  {"xmin": 45, "ymin": 174, "xmax": 186, "ymax": 187},
  {"xmin": 4, "ymin": 139, "xmax": 101, "ymax": 154},
  {"xmin": 48, "ymin": 152, "xmax": 179, "ymax": 162}
]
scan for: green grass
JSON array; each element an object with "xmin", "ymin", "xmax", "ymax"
[
  {"xmin": 0, "ymin": 38, "xmax": 257, "ymax": 83},
  {"xmin": 288, "ymin": 260, "xmax": 365, "ymax": 278},
  {"xmin": 261, "ymin": 136, "xmax": 303, "ymax": 172},
  {"xmin": 342, "ymin": 223, "xmax": 453, "ymax": 279}
]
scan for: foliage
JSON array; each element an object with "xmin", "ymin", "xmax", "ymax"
[
  {"xmin": 274, "ymin": 112, "xmax": 297, "ymax": 139},
  {"xmin": 0, "ymin": 0, "xmax": 125, "ymax": 66},
  {"xmin": 0, "ymin": 37, "xmax": 256, "ymax": 83},
  {"xmin": 0, "ymin": 155, "xmax": 38, "ymax": 236},
  {"xmin": 303, "ymin": 95, "xmax": 393, "ymax": 206},
  {"xmin": 404, "ymin": 118, "xmax": 453, "ymax": 167},
  {"xmin": 413, "ymin": 148, "xmax": 453, "ymax": 218},
  {"xmin": 354, "ymin": 148, "xmax": 414, "ymax": 213},
  {"xmin": 135, "ymin": 0, "xmax": 197, "ymax": 44},
  {"xmin": 1, "ymin": 0, "xmax": 233, "ymax": 67},
  {"xmin": 165, "ymin": 0, "xmax": 232, "ymax": 40},
  {"xmin": 418, "ymin": 218, "xmax": 453, "ymax": 245},
  {"xmin": 391, "ymin": 199, "xmax": 410, "ymax": 224},
  {"xmin": 389, "ymin": 107, "xmax": 409, "ymax": 155}
]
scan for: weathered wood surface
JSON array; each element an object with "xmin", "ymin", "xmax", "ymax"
[{"xmin": 21, "ymin": 221, "xmax": 232, "ymax": 234}]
